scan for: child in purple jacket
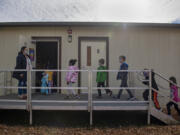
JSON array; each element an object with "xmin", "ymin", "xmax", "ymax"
[
  {"xmin": 166, "ymin": 76, "xmax": 180, "ymax": 116},
  {"xmin": 65, "ymin": 59, "xmax": 79, "ymax": 99}
]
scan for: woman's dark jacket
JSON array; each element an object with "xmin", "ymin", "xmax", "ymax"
[
  {"xmin": 143, "ymin": 72, "xmax": 159, "ymax": 91},
  {"xmin": 12, "ymin": 52, "xmax": 27, "ymax": 81}
]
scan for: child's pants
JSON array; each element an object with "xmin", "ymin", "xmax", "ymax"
[
  {"xmin": 18, "ymin": 80, "xmax": 27, "ymax": 95},
  {"xmin": 117, "ymin": 79, "xmax": 133, "ymax": 99},
  {"xmin": 48, "ymin": 81, "xmax": 53, "ymax": 94},
  {"xmin": 41, "ymin": 85, "xmax": 49, "ymax": 95},
  {"xmin": 67, "ymin": 82, "xmax": 76, "ymax": 96},
  {"xmin": 167, "ymin": 101, "xmax": 180, "ymax": 115},
  {"xmin": 41, "ymin": 88, "xmax": 49, "ymax": 95},
  {"xmin": 97, "ymin": 82, "xmax": 111, "ymax": 97}
]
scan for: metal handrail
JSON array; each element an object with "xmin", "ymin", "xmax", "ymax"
[
  {"xmin": 154, "ymin": 72, "xmax": 180, "ymax": 88},
  {"xmin": 92, "ymin": 69, "xmax": 150, "ymax": 72},
  {"xmin": 137, "ymin": 71, "xmax": 177, "ymax": 103},
  {"xmin": 0, "ymin": 87, "xmax": 150, "ymax": 91},
  {"xmin": 0, "ymin": 69, "xmax": 150, "ymax": 72},
  {"xmin": 151, "ymin": 87, "xmax": 177, "ymax": 104},
  {"xmin": 0, "ymin": 69, "xmax": 28, "ymax": 72},
  {"xmin": 0, "ymin": 69, "xmax": 152, "ymax": 125},
  {"xmin": 0, "ymin": 86, "xmax": 87, "ymax": 89},
  {"xmin": 0, "ymin": 86, "xmax": 27, "ymax": 89},
  {"xmin": 0, "ymin": 69, "xmax": 88, "ymax": 72},
  {"xmin": 0, "ymin": 69, "xmax": 151, "ymax": 92},
  {"xmin": 92, "ymin": 87, "xmax": 148, "ymax": 90}
]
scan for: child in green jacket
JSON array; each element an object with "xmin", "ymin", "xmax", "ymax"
[{"xmin": 96, "ymin": 58, "xmax": 112, "ymax": 98}]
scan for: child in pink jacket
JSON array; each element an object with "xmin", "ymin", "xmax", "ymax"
[
  {"xmin": 166, "ymin": 76, "xmax": 180, "ymax": 116},
  {"xmin": 65, "ymin": 59, "xmax": 79, "ymax": 99}
]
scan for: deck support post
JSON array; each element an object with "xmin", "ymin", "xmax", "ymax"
[
  {"xmin": 147, "ymin": 70, "xmax": 152, "ymax": 125},
  {"xmin": 88, "ymin": 70, "xmax": 93, "ymax": 126},
  {"xmin": 29, "ymin": 107, "xmax": 32, "ymax": 125},
  {"xmin": 27, "ymin": 70, "xmax": 33, "ymax": 125}
]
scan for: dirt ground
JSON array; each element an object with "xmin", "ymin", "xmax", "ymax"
[
  {"xmin": 0, "ymin": 124, "xmax": 180, "ymax": 135},
  {"xmin": 0, "ymin": 109, "xmax": 179, "ymax": 135}
]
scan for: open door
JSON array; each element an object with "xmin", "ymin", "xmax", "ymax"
[
  {"xmin": 35, "ymin": 41, "xmax": 58, "ymax": 92},
  {"xmin": 31, "ymin": 37, "xmax": 61, "ymax": 93}
]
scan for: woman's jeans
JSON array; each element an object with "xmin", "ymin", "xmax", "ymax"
[{"xmin": 18, "ymin": 80, "xmax": 27, "ymax": 95}]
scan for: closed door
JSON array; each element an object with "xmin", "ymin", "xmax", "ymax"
[{"xmin": 80, "ymin": 40, "xmax": 107, "ymax": 90}]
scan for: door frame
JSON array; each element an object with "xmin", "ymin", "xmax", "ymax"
[
  {"xmin": 78, "ymin": 37, "xmax": 109, "ymax": 92},
  {"xmin": 31, "ymin": 36, "xmax": 62, "ymax": 92}
]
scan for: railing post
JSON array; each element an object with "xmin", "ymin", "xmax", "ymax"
[
  {"xmin": 148, "ymin": 69, "xmax": 152, "ymax": 125},
  {"xmin": 10, "ymin": 72, "xmax": 13, "ymax": 94},
  {"xmin": 88, "ymin": 70, "xmax": 90, "ymax": 112},
  {"xmin": 88, "ymin": 70, "xmax": 93, "ymax": 126},
  {"xmin": 27, "ymin": 69, "xmax": 32, "ymax": 125},
  {"xmin": 4, "ymin": 72, "xmax": 7, "ymax": 95}
]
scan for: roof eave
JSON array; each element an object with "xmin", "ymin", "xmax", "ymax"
[{"xmin": 0, "ymin": 21, "xmax": 180, "ymax": 27}]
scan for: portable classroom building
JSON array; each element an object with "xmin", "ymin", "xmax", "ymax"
[{"xmin": 0, "ymin": 22, "xmax": 180, "ymax": 103}]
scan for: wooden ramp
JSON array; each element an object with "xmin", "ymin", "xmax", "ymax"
[{"xmin": 150, "ymin": 107, "xmax": 180, "ymax": 125}]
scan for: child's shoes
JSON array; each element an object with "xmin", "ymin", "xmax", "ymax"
[
  {"xmin": 74, "ymin": 95, "xmax": 80, "ymax": 99},
  {"xmin": 109, "ymin": 91, "xmax": 113, "ymax": 96},
  {"xmin": 127, "ymin": 97, "xmax": 136, "ymax": 101},
  {"xmin": 64, "ymin": 95, "xmax": 70, "ymax": 99}
]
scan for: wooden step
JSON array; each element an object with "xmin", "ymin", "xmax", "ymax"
[{"xmin": 150, "ymin": 107, "xmax": 180, "ymax": 125}]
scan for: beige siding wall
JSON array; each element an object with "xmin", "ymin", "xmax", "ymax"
[{"xmin": 0, "ymin": 26, "xmax": 180, "ymax": 105}]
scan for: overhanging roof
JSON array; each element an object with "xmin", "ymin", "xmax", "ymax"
[{"xmin": 1, "ymin": 22, "xmax": 180, "ymax": 28}]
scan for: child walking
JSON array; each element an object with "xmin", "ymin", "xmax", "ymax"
[
  {"xmin": 45, "ymin": 63, "xmax": 54, "ymax": 94},
  {"xmin": 96, "ymin": 58, "xmax": 112, "ymax": 98},
  {"xmin": 41, "ymin": 72, "xmax": 49, "ymax": 95},
  {"xmin": 115, "ymin": 56, "xmax": 135, "ymax": 100},
  {"xmin": 65, "ymin": 59, "xmax": 80, "ymax": 99},
  {"xmin": 142, "ymin": 69, "xmax": 161, "ymax": 110},
  {"xmin": 45, "ymin": 70, "xmax": 53, "ymax": 94},
  {"xmin": 166, "ymin": 76, "xmax": 180, "ymax": 117}
]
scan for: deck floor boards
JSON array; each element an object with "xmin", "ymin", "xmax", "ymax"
[{"xmin": 0, "ymin": 93, "xmax": 130, "ymax": 101}]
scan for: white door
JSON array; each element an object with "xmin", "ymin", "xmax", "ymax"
[{"xmin": 81, "ymin": 40, "xmax": 107, "ymax": 91}]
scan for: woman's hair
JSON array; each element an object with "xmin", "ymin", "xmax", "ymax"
[
  {"xmin": 169, "ymin": 76, "xmax": 177, "ymax": 87},
  {"xmin": 69, "ymin": 59, "xmax": 77, "ymax": 66},
  {"xmin": 20, "ymin": 46, "xmax": 27, "ymax": 54}
]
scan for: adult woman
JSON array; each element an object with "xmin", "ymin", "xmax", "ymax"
[{"xmin": 13, "ymin": 46, "xmax": 32, "ymax": 99}]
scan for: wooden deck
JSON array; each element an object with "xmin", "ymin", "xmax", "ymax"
[
  {"xmin": 0, "ymin": 93, "xmax": 133, "ymax": 100},
  {"xmin": 0, "ymin": 93, "xmax": 149, "ymax": 111}
]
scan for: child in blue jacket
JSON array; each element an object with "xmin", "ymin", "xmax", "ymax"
[
  {"xmin": 115, "ymin": 56, "xmax": 135, "ymax": 100},
  {"xmin": 41, "ymin": 72, "xmax": 49, "ymax": 95}
]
